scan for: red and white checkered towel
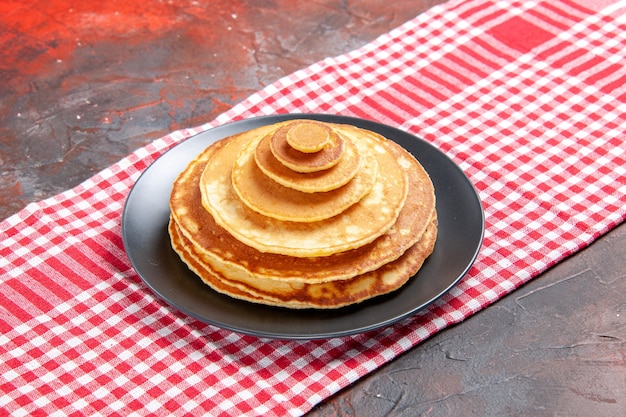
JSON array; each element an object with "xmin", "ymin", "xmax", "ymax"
[{"xmin": 2, "ymin": 0, "xmax": 625, "ymax": 415}]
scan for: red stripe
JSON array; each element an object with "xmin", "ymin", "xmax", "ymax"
[
  {"xmin": 423, "ymin": 69, "xmax": 462, "ymax": 95},
  {"xmin": 4, "ymin": 278, "xmax": 54, "ymax": 317},
  {"xmin": 473, "ymin": 7, "xmax": 509, "ymax": 28},
  {"xmin": 66, "ymin": 244, "xmax": 114, "ymax": 286},
  {"xmin": 549, "ymin": 46, "xmax": 587, "ymax": 69},
  {"xmin": 45, "ymin": 253, "xmax": 94, "ymax": 290},
  {"xmin": 25, "ymin": 265, "xmax": 75, "ymax": 303},
  {"xmin": 345, "ymin": 95, "xmax": 400, "ymax": 126},
  {"xmin": 587, "ymin": 63, "xmax": 626, "ymax": 93},
  {"xmin": 376, "ymin": 88, "xmax": 426, "ymax": 122},
  {"xmin": 0, "ymin": 293, "xmax": 34, "ymax": 324},
  {"xmin": 616, "ymin": 90, "xmax": 626, "ymax": 103},
  {"xmin": 425, "ymin": 63, "xmax": 468, "ymax": 93},
  {"xmin": 458, "ymin": 1, "xmax": 500, "ymax": 22},
  {"xmin": 347, "ymin": 71, "xmax": 444, "ymax": 122},
  {"xmin": 456, "ymin": 43, "xmax": 502, "ymax": 71},
  {"xmin": 44, "ymin": 258, "xmax": 88, "ymax": 295},
  {"xmin": 473, "ymin": 36, "xmax": 516, "ymax": 62},
  {"xmin": 92, "ymin": 229, "xmax": 129, "ymax": 271},
  {"xmin": 443, "ymin": 51, "xmax": 490, "ymax": 79},
  {"xmin": 345, "ymin": 104, "xmax": 372, "ymax": 121},
  {"xmin": 403, "ymin": 73, "xmax": 449, "ymax": 102},
  {"xmin": 389, "ymin": 80, "xmax": 438, "ymax": 109},
  {"xmin": 526, "ymin": 8, "xmax": 569, "ymax": 31},
  {"xmin": 361, "ymin": 92, "xmax": 406, "ymax": 125},
  {"xmin": 570, "ymin": 54, "xmax": 605, "ymax": 77},
  {"xmin": 556, "ymin": 0, "xmax": 596, "ymax": 16},
  {"xmin": 541, "ymin": 2, "xmax": 586, "ymax": 23}
]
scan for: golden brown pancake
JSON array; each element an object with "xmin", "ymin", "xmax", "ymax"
[
  {"xmin": 199, "ymin": 122, "xmax": 409, "ymax": 257},
  {"xmin": 169, "ymin": 216, "xmax": 437, "ymax": 309},
  {"xmin": 169, "ymin": 125, "xmax": 435, "ymax": 283},
  {"xmin": 168, "ymin": 119, "xmax": 438, "ymax": 309},
  {"xmin": 270, "ymin": 121, "xmax": 344, "ymax": 173},
  {"xmin": 254, "ymin": 132, "xmax": 361, "ymax": 193},
  {"xmin": 232, "ymin": 138, "xmax": 377, "ymax": 222},
  {"xmin": 169, "ymin": 219, "xmax": 269, "ymax": 305}
]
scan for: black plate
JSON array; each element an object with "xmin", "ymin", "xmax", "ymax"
[{"xmin": 122, "ymin": 114, "xmax": 484, "ymax": 340}]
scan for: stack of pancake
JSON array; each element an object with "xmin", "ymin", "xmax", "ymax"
[{"xmin": 169, "ymin": 119, "xmax": 437, "ymax": 309}]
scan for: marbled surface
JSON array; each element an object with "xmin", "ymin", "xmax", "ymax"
[
  {"xmin": 2, "ymin": 1, "xmax": 624, "ymax": 416},
  {"xmin": 1, "ymin": 0, "xmax": 442, "ymax": 219}
]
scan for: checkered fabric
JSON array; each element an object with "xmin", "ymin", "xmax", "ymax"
[{"xmin": 2, "ymin": 0, "xmax": 626, "ymax": 415}]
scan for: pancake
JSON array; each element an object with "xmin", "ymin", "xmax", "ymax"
[
  {"xmin": 169, "ymin": 216, "xmax": 438, "ymax": 309},
  {"xmin": 199, "ymin": 122, "xmax": 409, "ymax": 257},
  {"xmin": 254, "ymin": 132, "xmax": 361, "ymax": 193},
  {"xmin": 168, "ymin": 119, "xmax": 438, "ymax": 309},
  {"xmin": 285, "ymin": 121, "xmax": 331, "ymax": 152},
  {"xmin": 169, "ymin": 125, "xmax": 435, "ymax": 283},
  {"xmin": 232, "ymin": 137, "xmax": 377, "ymax": 222},
  {"xmin": 169, "ymin": 219, "xmax": 270, "ymax": 305},
  {"xmin": 270, "ymin": 120, "xmax": 344, "ymax": 172}
]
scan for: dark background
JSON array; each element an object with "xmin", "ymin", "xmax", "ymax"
[{"xmin": 2, "ymin": 1, "xmax": 624, "ymax": 415}]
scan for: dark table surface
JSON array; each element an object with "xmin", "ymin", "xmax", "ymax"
[{"xmin": 2, "ymin": 1, "xmax": 625, "ymax": 416}]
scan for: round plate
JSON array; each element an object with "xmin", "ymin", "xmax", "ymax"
[{"xmin": 122, "ymin": 114, "xmax": 484, "ymax": 340}]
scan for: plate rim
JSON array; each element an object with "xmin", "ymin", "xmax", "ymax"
[{"xmin": 122, "ymin": 113, "xmax": 485, "ymax": 340}]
